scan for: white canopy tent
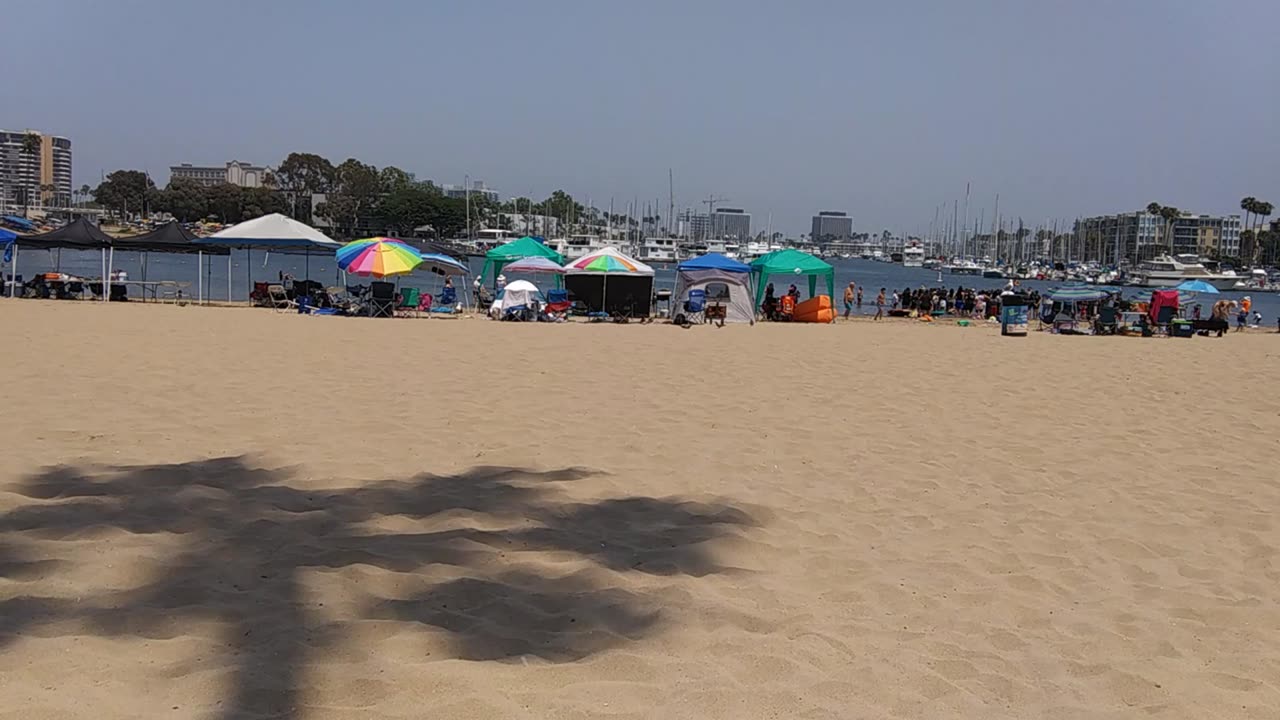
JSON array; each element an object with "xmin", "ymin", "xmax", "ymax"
[{"xmin": 193, "ymin": 213, "xmax": 341, "ymax": 302}]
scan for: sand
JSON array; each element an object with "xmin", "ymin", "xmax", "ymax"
[{"xmin": 2, "ymin": 300, "xmax": 1278, "ymax": 719}]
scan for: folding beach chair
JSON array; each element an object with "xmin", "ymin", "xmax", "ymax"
[
  {"xmin": 250, "ymin": 281, "xmax": 272, "ymax": 307},
  {"xmin": 397, "ymin": 287, "xmax": 422, "ymax": 318},
  {"xmin": 1094, "ymin": 306, "xmax": 1118, "ymax": 335},
  {"xmin": 777, "ymin": 294, "xmax": 797, "ymax": 322},
  {"xmin": 681, "ymin": 289, "xmax": 707, "ymax": 325},
  {"xmin": 267, "ymin": 284, "xmax": 297, "ymax": 312},
  {"xmin": 430, "ymin": 286, "xmax": 459, "ymax": 317},
  {"xmin": 368, "ymin": 281, "xmax": 396, "ymax": 318}
]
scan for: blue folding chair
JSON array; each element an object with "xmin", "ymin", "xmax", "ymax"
[
  {"xmin": 682, "ymin": 289, "xmax": 707, "ymax": 325},
  {"xmin": 431, "ymin": 285, "xmax": 460, "ymax": 316}
]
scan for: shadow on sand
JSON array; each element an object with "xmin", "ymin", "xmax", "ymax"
[{"xmin": 0, "ymin": 457, "xmax": 757, "ymax": 718}]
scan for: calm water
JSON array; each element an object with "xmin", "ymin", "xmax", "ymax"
[{"xmin": 9, "ymin": 247, "xmax": 1278, "ymax": 324}]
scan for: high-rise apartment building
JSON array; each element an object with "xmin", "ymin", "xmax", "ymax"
[
  {"xmin": 1075, "ymin": 210, "xmax": 1241, "ymax": 262},
  {"xmin": 0, "ymin": 129, "xmax": 72, "ymax": 210},
  {"xmin": 710, "ymin": 207, "xmax": 751, "ymax": 241},
  {"xmin": 811, "ymin": 211, "xmax": 852, "ymax": 243}
]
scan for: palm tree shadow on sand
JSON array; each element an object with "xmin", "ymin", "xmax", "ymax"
[{"xmin": 0, "ymin": 456, "xmax": 759, "ymax": 719}]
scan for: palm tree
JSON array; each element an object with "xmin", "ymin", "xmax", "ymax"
[
  {"xmin": 1156, "ymin": 205, "xmax": 1181, "ymax": 254},
  {"xmin": 79, "ymin": 184, "xmax": 91, "ymax": 209},
  {"xmin": 1240, "ymin": 197, "xmax": 1256, "ymax": 240},
  {"xmin": 1252, "ymin": 200, "xmax": 1273, "ymax": 265}
]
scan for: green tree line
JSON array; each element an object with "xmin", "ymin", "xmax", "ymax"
[{"xmin": 87, "ymin": 152, "xmax": 623, "ymax": 241}]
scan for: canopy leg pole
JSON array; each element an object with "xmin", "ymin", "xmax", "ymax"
[
  {"xmin": 107, "ymin": 248, "xmax": 114, "ymax": 302},
  {"xmin": 305, "ymin": 248, "xmax": 310, "ymax": 282},
  {"xmin": 55, "ymin": 248, "xmax": 61, "ymax": 272},
  {"xmin": 198, "ymin": 251, "xmax": 203, "ymax": 305},
  {"xmin": 101, "ymin": 248, "xmax": 106, "ymax": 302},
  {"xmin": 246, "ymin": 249, "xmax": 251, "ymax": 305},
  {"xmin": 227, "ymin": 253, "xmax": 232, "ymax": 303},
  {"xmin": 11, "ymin": 243, "xmax": 17, "ymax": 298}
]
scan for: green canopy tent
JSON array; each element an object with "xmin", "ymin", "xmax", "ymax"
[
  {"xmin": 480, "ymin": 236, "xmax": 565, "ymax": 287},
  {"xmin": 750, "ymin": 248, "xmax": 835, "ymax": 307}
]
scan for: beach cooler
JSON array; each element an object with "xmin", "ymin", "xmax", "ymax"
[
  {"xmin": 1000, "ymin": 294, "xmax": 1029, "ymax": 336},
  {"xmin": 793, "ymin": 295, "xmax": 835, "ymax": 323}
]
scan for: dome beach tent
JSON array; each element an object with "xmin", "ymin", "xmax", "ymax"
[
  {"xmin": 562, "ymin": 246, "xmax": 655, "ymax": 317},
  {"xmin": 750, "ymin": 248, "xmax": 835, "ymax": 307},
  {"xmin": 673, "ymin": 252, "xmax": 756, "ymax": 324},
  {"xmin": 481, "ymin": 236, "xmax": 565, "ymax": 287},
  {"xmin": 496, "ymin": 279, "xmax": 544, "ymax": 317},
  {"xmin": 193, "ymin": 213, "xmax": 340, "ymax": 303}
]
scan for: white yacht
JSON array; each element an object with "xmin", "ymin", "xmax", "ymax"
[
  {"xmin": 555, "ymin": 234, "xmax": 610, "ymax": 261},
  {"xmin": 902, "ymin": 243, "xmax": 925, "ymax": 267},
  {"xmin": 639, "ymin": 236, "xmax": 678, "ymax": 263},
  {"xmin": 1129, "ymin": 254, "xmax": 1242, "ymax": 290},
  {"xmin": 472, "ymin": 228, "xmax": 517, "ymax": 251},
  {"xmin": 743, "ymin": 241, "xmax": 772, "ymax": 260},
  {"xmin": 946, "ymin": 258, "xmax": 983, "ymax": 275}
]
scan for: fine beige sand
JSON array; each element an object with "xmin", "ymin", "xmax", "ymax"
[{"xmin": 2, "ymin": 301, "xmax": 1278, "ymax": 719}]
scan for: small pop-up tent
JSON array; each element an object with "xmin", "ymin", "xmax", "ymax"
[
  {"xmin": 481, "ymin": 236, "xmax": 564, "ymax": 285},
  {"xmin": 563, "ymin": 246, "xmax": 655, "ymax": 316},
  {"xmin": 750, "ymin": 248, "xmax": 834, "ymax": 307},
  {"xmin": 673, "ymin": 252, "xmax": 756, "ymax": 324}
]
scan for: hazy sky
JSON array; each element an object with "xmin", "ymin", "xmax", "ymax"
[{"xmin": 4, "ymin": 0, "xmax": 1277, "ymax": 235}]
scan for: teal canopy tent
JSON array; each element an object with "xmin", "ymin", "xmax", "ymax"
[
  {"xmin": 749, "ymin": 248, "xmax": 835, "ymax": 306},
  {"xmin": 481, "ymin": 236, "xmax": 565, "ymax": 286}
]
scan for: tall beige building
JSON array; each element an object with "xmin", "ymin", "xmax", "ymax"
[{"xmin": 0, "ymin": 129, "xmax": 73, "ymax": 210}]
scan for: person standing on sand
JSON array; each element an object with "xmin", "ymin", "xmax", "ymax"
[
  {"xmin": 843, "ymin": 282, "xmax": 855, "ymax": 319},
  {"xmin": 875, "ymin": 288, "xmax": 885, "ymax": 321}
]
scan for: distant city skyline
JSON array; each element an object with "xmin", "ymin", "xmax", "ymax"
[{"xmin": 3, "ymin": 1, "xmax": 1276, "ymax": 235}]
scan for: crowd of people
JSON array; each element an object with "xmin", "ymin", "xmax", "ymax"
[{"xmin": 838, "ymin": 281, "xmax": 1033, "ymax": 322}]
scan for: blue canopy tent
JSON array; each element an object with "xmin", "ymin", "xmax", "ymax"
[{"xmin": 673, "ymin": 252, "xmax": 757, "ymax": 324}]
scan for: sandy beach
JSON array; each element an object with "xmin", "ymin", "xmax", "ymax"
[{"xmin": 2, "ymin": 300, "xmax": 1278, "ymax": 719}]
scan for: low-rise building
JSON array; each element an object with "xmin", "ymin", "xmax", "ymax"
[
  {"xmin": 170, "ymin": 161, "xmax": 269, "ymax": 188},
  {"xmin": 441, "ymin": 180, "xmax": 499, "ymax": 203}
]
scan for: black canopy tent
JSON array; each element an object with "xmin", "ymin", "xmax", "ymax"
[
  {"xmin": 14, "ymin": 219, "xmax": 228, "ymax": 302},
  {"xmin": 116, "ymin": 222, "xmax": 229, "ymax": 303}
]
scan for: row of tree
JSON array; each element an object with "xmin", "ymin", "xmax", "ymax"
[{"xmin": 87, "ymin": 152, "xmax": 629, "ymax": 241}]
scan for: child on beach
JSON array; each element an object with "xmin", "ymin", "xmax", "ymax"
[
  {"xmin": 875, "ymin": 288, "xmax": 885, "ymax": 321},
  {"xmin": 843, "ymin": 282, "xmax": 855, "ymax": 319}
]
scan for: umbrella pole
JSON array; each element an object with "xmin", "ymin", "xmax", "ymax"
[
  {"xmin": 227, "ymin": 253, "xmax": 232, "ymax": 303},
  {"xmin": 305, "ymin": 248, "xmax": 310, "ymax": 282}
]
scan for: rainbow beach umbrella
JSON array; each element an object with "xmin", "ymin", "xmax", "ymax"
[
  {"xmin": 336, "ymin": 237, "xmax": 423, "ymax": 277},
  {"xmin": 563, "ymin": 246, "xmax": 654, "ymax": 275}
]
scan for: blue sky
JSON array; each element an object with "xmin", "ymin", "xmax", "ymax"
[{"xmin": 4, "ymin": 0, "xmax": 1277, "ymax": 235}]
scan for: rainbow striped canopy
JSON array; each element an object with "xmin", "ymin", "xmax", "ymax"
[
  {"xmin": 336, "ymin": 237, "xmax": 423, "ymax": 277},
  {"xmin": 563, "ymin": 246, "xmax": 654, "ymax": 275}
]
